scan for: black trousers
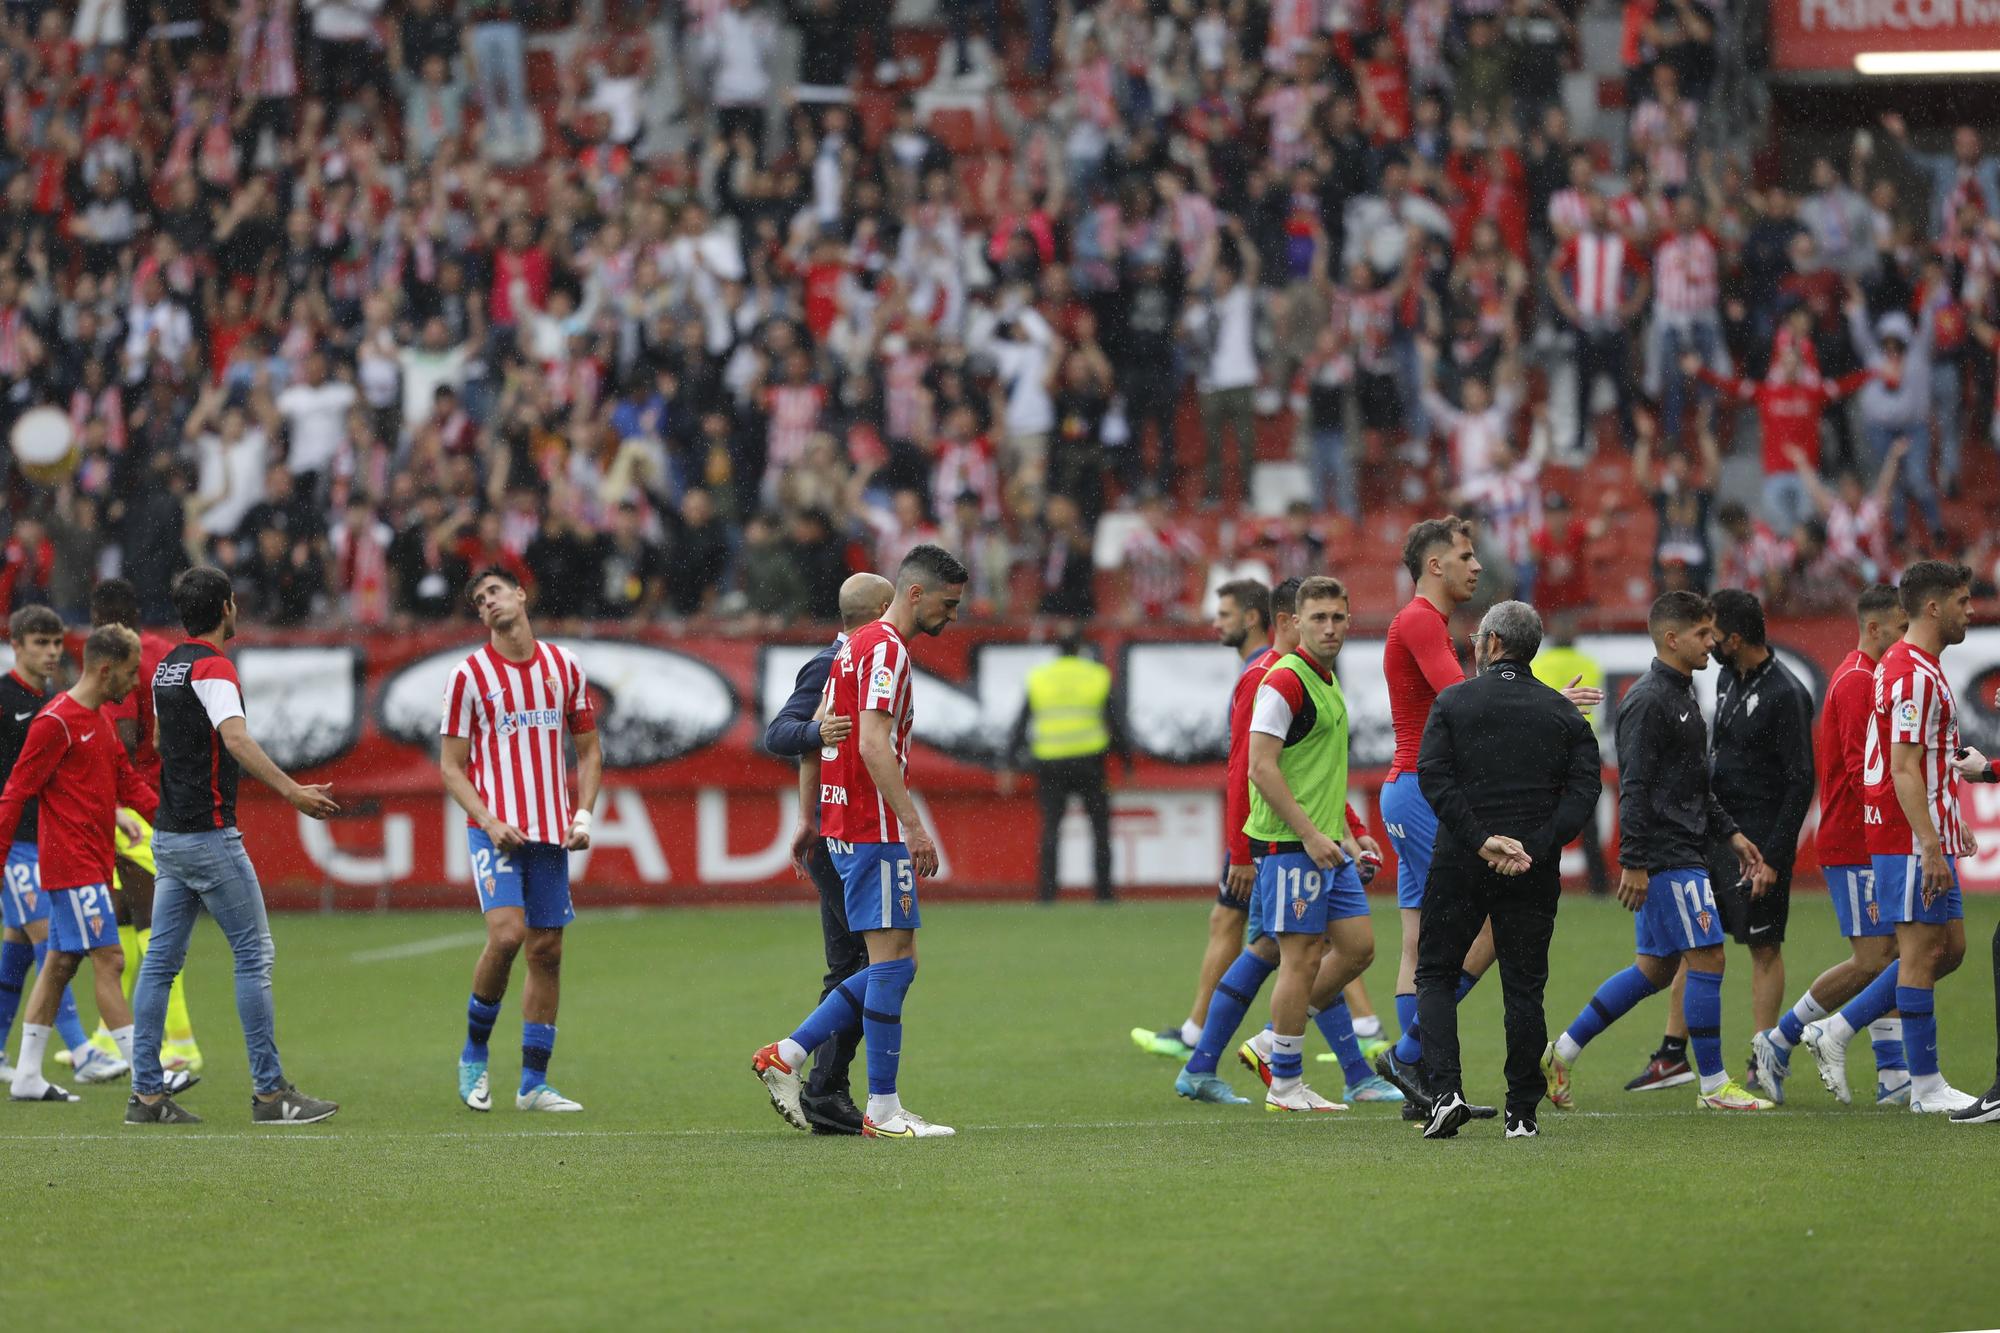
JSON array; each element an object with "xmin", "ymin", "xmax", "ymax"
[
  {"xmin": 804, "ymin": 837, "xmax": 867, "ymax": 1098},
  {"xmin": 1416, "ymin": 862, "xmax": 1561, "ymax": 1117},
  {"xmin": 1573, "ymin": 328, "xmax": 1637, "ymax": 451},
  {"xmin": 1035, "ymin": 755, "xmax": 1113, "ymax": 902}
]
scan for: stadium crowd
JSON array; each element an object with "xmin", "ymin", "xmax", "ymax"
[{"xmin": 0, "ymin": 0, "xmax": 1997, "ymax": 634}]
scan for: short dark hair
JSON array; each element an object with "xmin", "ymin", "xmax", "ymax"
[
  {"xmin": 1856, "ymin": 583, "xmax": 1901, "ymax": 620},
  {"xmin": 1897, "ymin": 560, "xmax": 1972, "ymax": 617},
  {"xmin": 466, "ymin": 564, "xmax": 523, "ymax": 610},
  {"xmin": 89, "ymin": 578, "xmax": 139, "ymax": 630},
  {"xmin": 1709, "ymin": 588, "xmax": 1765, "ymax": 646},
  {"xmin": 896, "ymin": 543, "xmax": 969, "ymax": 590},
  {"xmin": 1217, "ymin": 578, "xmax": 1272, "ymax": 631},
  {"xmin": 83, "ymin": 623, "xmax": 139, "ymax": 667},
  {"xmin": 1271, "ymin": 576, "xmax": 1304, "ymax": 618},
  {"xmin": 1296, "ymin": 575, "xmax": 1348, "ymax": 609},
  {"xmin": 171, "ymin": 566, "xmax": 235, "ymax": 636},
  {"xmin": 1648, "ymin": 589, "xmax": 1713, "ymax": 638},
  {"xmin": 1402, "ymin": 516, "xmax": 1472, "ymax": 583},
  {"xmin": 9, "ymin": 605, "xmax": 63, "ymax": 642}
]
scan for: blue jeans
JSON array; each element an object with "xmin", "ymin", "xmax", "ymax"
[
  {"xmin": 1655, "ymin": 318, "xmax": 1721, "ymax": 443},
  {"xmin": 132, "ymin": 829, "xmax": 284, "ymax": 1096},
  {"xmin": 1865, "ymin": 420, "xmax": 1940, "ymax": 543},
  {"xmin": 1932, "ymin": 360, "xmax": 1962, "ymax": 493},
  {"xmin": 1310, "ymin": 426, "xmax": 1358, "ymax": 518},
  {"xmin": 471, "ymin": 21, "xmax": 529, "ymax": 141},
  {"xmin": 1762, "ymin": 470, "xmax": 1812, "ymax": 535}
]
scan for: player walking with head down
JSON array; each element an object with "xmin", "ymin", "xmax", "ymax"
[
  {"xmin": 754, "ymin": 544, "xmax": 969, "ymax": 1140},
  {"xmin": 442, "ymin": 566, "xmax": 603, "ymax": 1115}
]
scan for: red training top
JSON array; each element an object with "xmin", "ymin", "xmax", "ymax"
[
  {"xmin": 1814, "ymin": 648, "xmax": 1876, "ymax": 869},
  {"xmin": 0, "ymin": 693, "xmax": 159, "ymax": 890},
  {"xmin": 1382, "ymin": 596, "xmax": 1465, "ymax": 781},
  {"xmin": 100, "ymin": 629, "xmax": 177, "ymax": 786}
]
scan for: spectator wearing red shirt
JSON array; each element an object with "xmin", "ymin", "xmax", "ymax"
[
  {"xmin": 1532, "ymin": 493, "xmax": 1605, "ymax": 615},
  {"xmin": 1688, "ymin": 342, "xmax": 1867, "ymax": 536},
  {"xmin": 488, "ymin": 218, "xmax": 550, "ymax": 328}
]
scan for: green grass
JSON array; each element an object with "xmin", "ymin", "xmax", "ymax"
[{"xmin": 5, "ymin": 895, "xmax": 1998, "ymax": 1329}]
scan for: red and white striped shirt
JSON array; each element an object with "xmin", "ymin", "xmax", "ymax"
[
  {"xmin": 933, "ymin": 436, "xmax": 1002, "ymax": 519},
  {"xmin": 1073, "ymin": 57, "xmax": 1117, "ymax": 128},
  {"xmin": 1123, "ymin": 522, "xmax": 1199, "ymax": 617},
  {"xmin": 1629, "ymin": 98, "xmax": 1697, "ymax": 188},
  {"xmin": 236, "ymin": 0, "xmax": 298, "ymax": 99},
  {"xmin": 1865, "ymin": 639, "xmax": 1967, "ymax": 857},
  {"xmin": 765, "ymin": 383, "xmax": 826, "ymax": 472},
  {"xmin": 441, "ymin": 642, "xmax": 597, "ymax": 846},
  {"xmin": 818, "ymin": 620, "xmax": 915, "ymax": 844},
  {"xmin": 1554, "ymin": 231, "xmax": 1643, "ymax": 324},
  {"xmin": 1171, "ymin": 191, "xmax": 1219, "ymax": 270},
  {"xmin": 1266, "ymin": 0, "xmax": 1320, "ymax": 68},
  {"xmin": 1651, "ymin": 228, "xmax": 1718, "ymax": 320},
  {"xmin": 883, "ymin": 350, "xmax": 929, "ymax": 443},
  {"xmin": 1547, "ymin": 187, "xmax": 1592, "ymax": 238}
]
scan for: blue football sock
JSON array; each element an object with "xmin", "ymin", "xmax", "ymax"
[
  {"xmin": 1269, "ymin": 1032, "xmax": 1304, "ymax": 1082},
  {"xmin": 863, "ymin": 958, "xmax": 917, "ymax": 1097},
  {"xmin": 1684, "ymin": 969, "xmax": 1724, "ymax": 1079},
  {"xmin": 1312, "ymin": 1001, "xmax": 1372, "ymax": 1086},
  {"xmin": 1870, "ymin": 1018, "xmax": 1907, "ymax": 1078},
  {"xmin": 1456, "ymin": 970, "xmax": 1480, "ymax": 1003},
  {"xmin": 1187, "ymin": 951, "xmax": 1274, "ymax": 1075},
  {"xmin": 789, "ymin": 972, "xmax": 868, "ymax": 1056},
  {"xmin": 1777, "ymin": 1006, "xmax": 1807, "ymax": 1046},
  {"xmin": 1896, "ymin": 987, "xmax": 1938, "ymax": 1078},
  {"xmin": 520, "ymin": 1022, "xmax": 556, "ymax": 1095},
  {"xmin": 1564, "ymin": 965, "xmax": 1662, "ymax": 1053},
  {"xmin": 0, "ymin": 938, "xmax": 32, "ymax": 1041},
  {"xmin": 1392, "ymin": 993, "xmax": 1422, "ymax": 1064},
  {"xmin": 463, "ymin": 992, "xmax": 501, "ymax": 1064},
  {"xmin": 1837, "ymin": 960, "xmax": 1900, "ymax": 1032}
]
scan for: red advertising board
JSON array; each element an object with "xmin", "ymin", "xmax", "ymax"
[
  {"xmin": 1772, "ymin": 0, "xmax": 2000, "ymax": 71},
  {"xmin": 24, "ymin": 619, "xmax": 1999, "ymax": 909}
]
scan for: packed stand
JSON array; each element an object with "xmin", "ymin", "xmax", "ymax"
[{"xmin": 0, "ymin": 0, "xmax": 1992, "ymax": 634}]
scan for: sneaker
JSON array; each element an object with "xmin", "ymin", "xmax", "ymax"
[
  {"xmin": 1266, "ymin": 1082, "xmax": 1347, "ymax": 1112},
  {"xmin": 252, "ymin": 1082, "xmax": 339, "ymax": 1125},
  {"xmin": 1800, "ymin": 1021, "xmax": 1851, "ymax": 1105},
  {"xmin": 124, "ymin": 1094, "xmax": 201, "ymax": 1125},
  {"xmin": 1422, "ymin": 1091, "xmax": 1471, "ymax": 1139},
  {"xmin": 1341, "ymin": 1074, "xmax": 1405, "ymax": 1104},
  {"xmin": 88, "ymin": 1026, "xmax": 121, "ymax": 1059},
  {"xmin": 1697, "ymin": 1079, "xmax": 1775, "ymax": 1110},
  {"xmin": 863, "ymin": 1107, "xmax": 955, "ymax": 1138},
  {"xmin": 10, "ymin": 1080, "xmax": 80, "ymax": 1102},
  {"xmin": 162, "ymin": 1039, "xmax": 204, "ymax": 1073},
  {"xmin": 752, "ymin": 1042, "xmax": 808, "ymax": 1130},
  {"xmin": 1750, "ymin": 1029, "xmax": 1790, "ymax": 1106},
  {"xmin": 1876, "ymin": 1078, "xmax": 1913, "ymax": 1107},
  {"xmin": 1237, "ymin": 1038, "xmax": 1273, "ymax": 1087},
  {"xmin": 802, "ymin": 1088, "xmax": 865, "ymax": 1136},
  {"xmin": 459, "ymin": 1059, "xmax": 491, "ymax": 1112},
  {"xmin": 1624, "ymin": 1054, "xmax": 1696, "ymax": 1092},
  {"xmin": 1909, "ymin": 1083, "xmax": 1978, "ymax": 1114},
  {"xmin": 1175, "ymin": 1068, "xmax": 1251, "ymax": 1105},
  {"xmin": 72, "ymin": 1046, "xmax": 130, "ymax": 1085},
  {"xmin": 1505, "ymin": 1112, "xmax": 1539, "ymax": 1138},
  {"xmin": 1130, "ymin": 1026, "xmax": 1193, "ymax": 1060},
  {"xmin": 1541, "ymin": 1043, "xmax": 1575, "ymax": 1110},
  {"xmin": 1948, "ymin": 1083, "xmax": 2000, "ymax": 1123},
  {"xmin": 516, "ymin": 1084, "xmax": 583, "ymax": 1112}
]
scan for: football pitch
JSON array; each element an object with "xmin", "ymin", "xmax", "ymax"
[{"xmin": 6, "ymin": 894, "xmax": 1999, "ymax": 1330}]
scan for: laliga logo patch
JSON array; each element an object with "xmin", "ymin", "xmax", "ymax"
[
  {"xmin": 1897, "ymin": 699, "xmax": 1920, "ymax": 729},
  {"xmin": 871, "ymin": 665, "xmax": 896, "ymax": 695}
]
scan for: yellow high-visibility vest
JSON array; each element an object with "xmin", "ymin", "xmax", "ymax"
[{"xmin": 1025, "ymin": 656, "xmax": 1112, "ymax": 761}]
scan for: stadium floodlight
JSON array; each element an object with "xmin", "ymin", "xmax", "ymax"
[{"xmin": 1854, "ymin": 49, "xmax": 2000, "ymax": 75}]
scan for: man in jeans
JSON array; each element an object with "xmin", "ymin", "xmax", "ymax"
[
  {"xmin": 466, "ymin": 0, "xmax": 530, "ymax": 158},
  {"xmin": 125, "ymin": 567, "xmax": 342, "ymax": 1126},
  {"xmin": 1183, "ymin": 220, "xmax": 1261, "ymax": 505}
]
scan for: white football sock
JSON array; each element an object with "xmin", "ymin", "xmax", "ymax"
[
  {"xmin": 1554, "ymin": 1032, "xmax": 1583, "ymax": 1064},
  {"xmin": 1351, "ymin": 1014, "xmax": 1383, "ymax": 1039},
  {"xmin": 1179, "ymin": 1019, "xmax": 1203, "ymax": 1048},
  {"xmin": 111, "ymin": 1025, "xmax": 135, "ymax": 1065},
  {"xmin": 1822, "ymin": 1014, "xmax": 1856, "ymax": 1046},
  {"xmin": 866, "ymin": 1092, "xmax": 902, "ymax": 1124},
  {"xmin": 775, "ymin": 1038, "xmax": 809, "ymax": 1070},
  {"xmin": 1912, "ymin": 1071, "xmax": 1945, "ymax": 1098},
  {"xmin": 1784, "ymin": 984, "xmax": 1832, "ymax": 1048},
  {"xmin": 1269, "ymin": 1033, "xmax": 1304, "ymax": 1095},
  {"xmin": 1699, "ymin": 1070, "xmax": 1728, "ymax": 1095},
  {"xmin": 14, "ymin": 1023, "xmax": 50, "ymax": 1094}
]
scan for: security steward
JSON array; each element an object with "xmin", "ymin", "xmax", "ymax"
[
  {"xmin": 1412, "ymin": 600, "xmax": 1603, "ymax": 1139},
  {"xmin": 768, "ymin": 571, "xmax": 896, "ymax": 1135},
  {"xmin": 1005, "ymin": 626, "xmax": 1131, "ymax": 903},
  {"xmin": 1531, "ymin": 611, "xmax": 1611, "ymax": 897}
]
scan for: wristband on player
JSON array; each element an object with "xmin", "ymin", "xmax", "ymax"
[{"xmin": 571, "ymin": 810, "xmax": 594, "ymax": 831}]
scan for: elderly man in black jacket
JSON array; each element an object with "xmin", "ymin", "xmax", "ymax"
[
  {"xmin": 767, "ymin": 571, "xmax": 894, "ymax": 1134},
  {"xmin": 1412, "ymin": 600, "xmax": 1603, "ymax": 1139}
]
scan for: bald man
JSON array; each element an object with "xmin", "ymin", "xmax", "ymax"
[{"xmin": 764, "ymin": 571, "xmax": 895, "ymax": 1134}]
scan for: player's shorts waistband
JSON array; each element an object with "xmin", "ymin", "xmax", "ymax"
[{"xmin": 1252, "ymin": 839, "xmax": 1305, "ymax": 857}]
